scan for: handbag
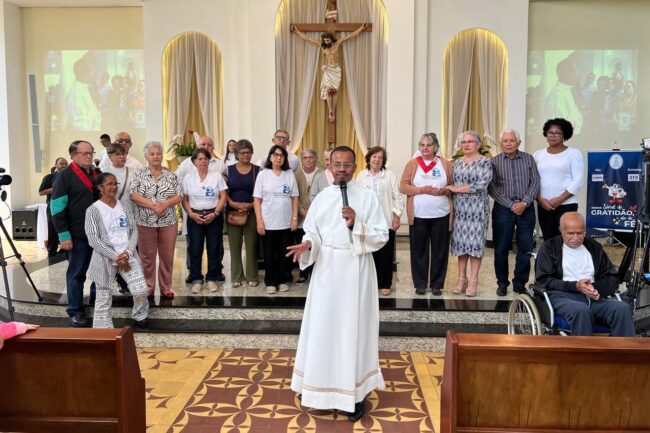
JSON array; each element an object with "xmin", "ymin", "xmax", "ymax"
[
  {"xmin": 226, "ymin": 165, "xmax": 256, "ymax": 226},
  {"xmin": 227, "ymin": 209, "xmax": 249, "ymax": 226}
]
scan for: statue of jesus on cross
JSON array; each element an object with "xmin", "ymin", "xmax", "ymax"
[{"xmin": 291, "ymin": 22, "xmax": 367, "ymax": 123}]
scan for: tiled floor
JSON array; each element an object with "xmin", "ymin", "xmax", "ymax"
[{"xmin": 140, "ymin": 347, "xmax": 444, "ymax": 433}]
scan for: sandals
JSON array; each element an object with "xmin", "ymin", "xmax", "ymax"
[
  {"xmin": 466, "ymin": 279, "xmax": 478, "ymax": 297},
  {"xmin": 380, "ymin": 288, "xmax": 391, "ymax": 296},
  {"xmin": 161, "ymin": 289, "xmax": 175, "ymax": 299},
  {"xmin": 452, "ymin": 277, "xmax": 468, "ymax": 294}
]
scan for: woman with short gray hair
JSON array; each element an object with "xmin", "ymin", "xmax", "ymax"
[{"xmin": 130, "ymin": 140, "xmax": 182, "ymax": 298}]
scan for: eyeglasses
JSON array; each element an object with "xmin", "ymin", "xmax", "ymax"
[
  {"xmin": 547, "ymin": 131, "xmax": 563, "ymax": 136},
  {"xmin": 459, "ymin": 140, "xmax": 478, "ymax": 145},
  {"xmin": 274, "ymin": 136, "xmax": 290, "ymax": 142},
  {"xmin": 302, "ymin": 156, "xmax": 315, "ymax": 160},
  {"xmin": 271, "ymin": 153, "xmax": 285, "ymax": 158},
  {"xmin": 76, "ymin": 151, "xmax": 95, "ymax": 156},
  {"xmin": 332, "ymin": 162, "xmax": 354, "ymax": 169},
  {"xmin": 116, "ymin": 139, "xmax": 132, "ymax": 144},
  {"xmin": 100, "ymin": 182, "xmax": 121, "ymax": 187}
]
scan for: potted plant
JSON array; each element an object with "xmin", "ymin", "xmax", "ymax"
[{"xmin": 168, "ymin": 134, "xmax": 196, "ymax": 162}]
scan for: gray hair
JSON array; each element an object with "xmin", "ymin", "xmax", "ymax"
[
  {"xmin": 499, "ymin": 129, "xmax": 521, "ymax": 142},
  {"xmin": 301, "ymin": 148, "xmax": 316, "ymax": 159},
  {"xmin": 143, "ymin": 140, "xmax": 163, "ymax": 156},
  {"xmin": 456, "ymin": 130, "xmax": 482, "ymax": 147},
  {"xmin": 419, "ymin": 133, "xmax": 440, "ymax": 153}
]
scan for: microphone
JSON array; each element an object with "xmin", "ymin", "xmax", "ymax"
[{"xmin": 340, "ymin": 180, "xmax": 349, "ymax": 207}]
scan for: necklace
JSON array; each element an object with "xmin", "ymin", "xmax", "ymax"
[{"xmin": 462, "ymin": 153, "xmax": 480, "ymax": 164}]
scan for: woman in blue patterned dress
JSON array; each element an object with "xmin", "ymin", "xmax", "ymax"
[{"xmin": 445, "ymin": 131, "xmax": 493, "ymax": 297}]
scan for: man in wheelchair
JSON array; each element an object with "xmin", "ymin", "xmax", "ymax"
[{"xmin": 534, "ymin": 212, "xmax": 635, "ymax": 336}]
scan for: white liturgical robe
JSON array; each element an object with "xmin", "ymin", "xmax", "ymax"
[{"xmin": 291, "ymin": 181, "xmax": 389, "ymax": 412}]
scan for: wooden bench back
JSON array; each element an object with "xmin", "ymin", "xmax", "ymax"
[
  {"xmin": 441, "ymin": 331, "xmax": 650, "ymax": 433},
  {"xmin": 0, "ymin": 327, "xmax": 145, "ymax": 433}
]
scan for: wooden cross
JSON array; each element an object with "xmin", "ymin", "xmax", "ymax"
[{"xmin": 292, "ymin": 0, "xmax": 372, "ymax": 145}]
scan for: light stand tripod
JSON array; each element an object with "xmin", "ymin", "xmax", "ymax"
[
  {"xmin": 621, "ymin": 140, "xmax": 650, "ymax": 308},
  {"xmin": 0, "ymin": 185, "xmax": 42, "ymax": 321}
]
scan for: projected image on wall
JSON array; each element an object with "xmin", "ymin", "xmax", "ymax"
[
  {"xmin": 44, "ymin": 50, "xmax": 145, "ymax": 132},
  {"xmin": 527, "ymin": 50, "xmax": 638, "ymax": 136}
]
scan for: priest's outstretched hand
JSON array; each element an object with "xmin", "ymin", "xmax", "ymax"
[{"xmin": 286, "ymin": 240, "xmax": 312, "ymax": 263}]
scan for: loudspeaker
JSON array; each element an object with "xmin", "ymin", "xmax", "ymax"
[{"xmin": 12, "ymin": 209, "xmax": 38, "ymax": 240}]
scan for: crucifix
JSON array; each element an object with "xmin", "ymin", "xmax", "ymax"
[{"xmin": 291, "ymin": 0, "xmax": 372, "ymax": 145}]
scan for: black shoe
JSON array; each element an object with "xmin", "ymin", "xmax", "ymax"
[
  {"xmin": 133, "ymin": 318, "xmax": 149, "ymax": 331},
  {"xmin": 69, "ymin": 313, "xmax": 89, "ymax": 328},
  {"xmin": 432, "ymin": 288, "xmax": 442, "ymax": 296},
  {"xmin": 296, "ymin": 277, "xmax": 307, "ymax": 285},
  {"xmin": 216, "ymin": 272, "xmax": 226, "ymax": 282},
  {"xmin": 348, "ymin": 400, "xmax": 365, "ymax": 422},
  {"xmin": 496, "ymin": 286, "xmax": 508, "ymax": 297},
  {"xmin": 185, "ymin": 275, "xmax": 193, "ymax": 284},
  {"xmin": 415, "ymin": 288, "xmax": 426, "ymax": 295},
  {"xmin": 119, "ymin": 286, "xmax": 131, "ymax": 294},
  {"xmin": 513, "ymin": 286, "xmax": 525, "ymax": 294}
]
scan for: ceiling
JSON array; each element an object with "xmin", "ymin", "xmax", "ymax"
[{"xmin": 6, "ymin": 0, "xmax": 143, "ymax": 7}]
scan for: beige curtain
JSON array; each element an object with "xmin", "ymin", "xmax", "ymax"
[
  {"xmin": 338, "ymin": 0, "xmax": 389, "ymax": 152},
  {"xmin": 442, "ymin": 28, "xmax": 507, "ymax": 158},
  {"xmin": 162, "ymin": 32, "xmax": 223, "ymax": 161},
  {"xmin": 476, "ymin": 29, "xmax": 508, "ymax": 154},
  {"xmin": 275, "ymin": 0, "xmax": 327, "ymax": 152}
]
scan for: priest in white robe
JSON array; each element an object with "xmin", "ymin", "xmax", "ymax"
[{"xmin": 287, "ymin": 146, "xmax": 388, "ymax": 422}]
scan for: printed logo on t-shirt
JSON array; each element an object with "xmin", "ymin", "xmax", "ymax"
[
  {"xmin": 281, "ymin": 184, "xmax": 290, "ymax": 194},
  {"xmin": 203, "ymin": 186, "xmax": 216, "ymax": 197},
  {"xmin": 112, "ymin": 215, "xmax": 128, "ymax": 233},
  {"xmin": 431, "ymin": 168, "xmax": 441, "ymax": 178}
]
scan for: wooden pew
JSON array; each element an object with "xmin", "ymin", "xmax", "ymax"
[
  {"xmin": 441, "ymin": 331, "xmax": 650, "ymax": 433},
  {"xmin": 0, "ymin": 327, "xmax": 145, "ymax": 433}
]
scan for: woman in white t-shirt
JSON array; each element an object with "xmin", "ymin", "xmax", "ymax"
[
  {"xmin": 534, "ymin": 118, "xmax": 584, "ymax": 240},
  {"xmin": 253, "ymin": 144, "xmax": 299, "ymax": 294},
  {"xmin": 181, "ymin": 148, "xmax": 228, "ymax": 294},
  {"xmin": 85, "ymin": 172, "xmax": 149, "ymax": 329},
  {"xmin": 400, "ymin": 133, "xmax": 453, "ymax": 297}
]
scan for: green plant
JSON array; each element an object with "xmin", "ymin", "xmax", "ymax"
[{"xmin": 168, "ymin": 134, "xmax": 196, "ymax": 157}]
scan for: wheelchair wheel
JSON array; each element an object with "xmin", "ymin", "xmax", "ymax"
[{"xmin": 508, "ymin": 294, "xmax": 543, "ymax": 335}]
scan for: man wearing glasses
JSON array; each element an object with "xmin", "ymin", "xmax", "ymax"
[
  {"xmin": 98, "ymin": 131, "xmax": 143, "ymax": 170},
  {"xmin": 51, "ymin": 140, "xmax": 102, "ymax": 327},
  {"xmin": 269, "ymin": 130, "xmax": 299, "ymax": 172},
  {"xmin": 287, "ymin": 146, "xmax": 388, "ymax": 422}
]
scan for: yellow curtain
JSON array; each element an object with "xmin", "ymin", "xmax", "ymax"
[{"xmin": 298, "ymin": 55, "xmax": 366, "ymax": 174}]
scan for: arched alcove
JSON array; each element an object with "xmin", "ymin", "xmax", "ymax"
[
  {"xmin": 442, "ymin": 28, "xmax": 508, "ymax": 158},
  {"xmin": 162, "ymin": 32, "xmax": 223, "ymax": 163}
]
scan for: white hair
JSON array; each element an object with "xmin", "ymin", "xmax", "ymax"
[
  {"xmin": 456, "ymin": 130, "xmax": 481, "ymax": 147},
  {"xmin": 143, "ymin": 140, "xmax": 163, "ymax": 156},
  {"xmin": 499, "ymin": 129, "xmax": 521, "ymax": 142}
]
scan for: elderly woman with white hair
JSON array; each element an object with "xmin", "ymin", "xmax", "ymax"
[
  {"xmin": 445, "ymin": 130, "xmax": 493, "ymax": 297},
  {"xmin": 130, "ymin": 140, "xmax": 182, "ymax": 299}
]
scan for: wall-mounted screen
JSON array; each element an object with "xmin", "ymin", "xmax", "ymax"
[{"xmin": 44, "ymin": 49, "xmax": 145, "ymax": 132}]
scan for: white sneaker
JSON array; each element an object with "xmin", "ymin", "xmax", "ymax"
[
  {"xmin": 191, "ymin": 283, "xmax": 203, "ymax": 294},
  {"xmin": 266, "ymin": 285, "xmax": 277, "ymax": 294},
  {"xmin": 232, "ymin": 282, "xmax": 241, "ymax": 288},
  {"xmin": 279, "ymin": 283, "xmax": 290, "ymax": 292},
  {"xmin": 207, "ymin": 281, "xmax": 219, "ymax": 292}
]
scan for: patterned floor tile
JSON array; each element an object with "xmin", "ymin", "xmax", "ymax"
[{"xmin": 138, "ymin": 348, "xmax": 443, "ymax": 433}]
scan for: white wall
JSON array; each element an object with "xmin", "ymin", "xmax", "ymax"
[
  {"xmin": 143, "ymin": 0, "xmax": 277, "ymax": 158},
  {"xmin": 420, "ymin": 0, "xmax": 529, "ymax": 152},
  {"xmin": 0, "ymin": 1, "xmax": 26, "ymax": 211}
]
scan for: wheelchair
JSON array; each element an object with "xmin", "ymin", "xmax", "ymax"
[{"xmin": 507, "ymin": 283, "xmax": 624, "ymax": 336}]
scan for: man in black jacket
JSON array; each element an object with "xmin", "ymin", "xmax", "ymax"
[
  {"xmin": 535, "ymin": 212, "xmax": 634, "ymax": 336},
  {"xmin": 51, "ymin": 140, "xmax": 101, "ymax": 327}
]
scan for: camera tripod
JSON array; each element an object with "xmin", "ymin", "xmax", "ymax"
[{"xmin": 0, "ymin": 214, "xmax": 42, "ymax": 321}]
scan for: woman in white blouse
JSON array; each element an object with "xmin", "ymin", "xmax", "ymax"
[
  {"xmin": 534, "ymin": 118, "xmax": 584, "ymax": 240},
  {"xmin": 181, "ymin": 148, "xmax": 228, "ymax": 294},
  {"xmin": 356, "ymin": 146, "xmax": 403, "ymax": 296}
]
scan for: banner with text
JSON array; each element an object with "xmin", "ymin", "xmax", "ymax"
[{"xmin": 587, "ymin": 150, "xmax": 643, "ymax": 232}]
